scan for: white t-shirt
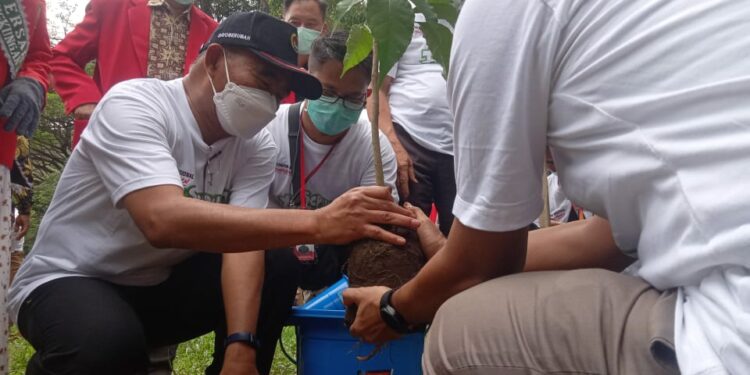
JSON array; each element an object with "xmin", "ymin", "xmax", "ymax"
[
  {"xmin": 266, "ymin": 104, "xmax": 398, "ymax": 209},
  {"xmin": 450, "ymin": 1, "xmax": 750, "ymax": 374},
  {"xmin": 387, "ymin": 18, "xmax": 453, "ymax": 156},
  {"xmin": 8, "ymin": 78, "xmax": 277, "ymax": 322},
  {"xmin": 533, "ymin": 172, "xmax": 574, "ymax": 227}
]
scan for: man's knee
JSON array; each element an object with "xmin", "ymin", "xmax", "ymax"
[
  {"xmin": 423, "ymin": 284, "xmax": 501, "ymax": 374},
  {"xmin": 31, "ymin": 325, "xmax": 149, "ymax": 375}
]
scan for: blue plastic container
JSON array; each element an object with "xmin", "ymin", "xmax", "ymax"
[{"xmin": 290, "ymin": 277, "xmax": 425, "ymax": 375}]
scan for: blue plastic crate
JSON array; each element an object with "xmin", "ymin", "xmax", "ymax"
[{"xmin": 290, "ymin": 277, "xmax": 425, "ymax": 375}]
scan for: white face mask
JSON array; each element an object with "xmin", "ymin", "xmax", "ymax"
[{"xmin": 207, "ymin": 50, "xmax": 279, "ymax": 139}]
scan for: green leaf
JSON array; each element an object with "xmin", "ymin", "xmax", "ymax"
[
  {"xmin": 335, "ymin": 0, "xmax": 365, "ymax": 24},
  {"xmin": 420, "ymin": 20, "xmax": 453, "ymax": 77},
  {"xmin": 410, "ymin": 0, "xmax": 438, "ymax": 22},
  {"xmin": 342, "ymin": 24, "xmax": 374, "ymax": 77},
  {"xmin": 427, "ymin": 0, "xmax": 458, "ymax": 26},
  {"xmin": 367, "ymin": 0, "xmax": 415, "ymax": 85}
]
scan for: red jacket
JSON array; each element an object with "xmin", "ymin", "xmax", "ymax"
[
  {"xmin": 0, "ymin": 0, "xmax": 51, "ymax": 169},
  {"xmin": 51, "ymin": 0, "xmax": 217, "ymax": 146}
]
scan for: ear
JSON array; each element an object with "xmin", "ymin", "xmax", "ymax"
[{"xmin": 203, "ymin": 44, "xmax": 225, "ymax": 77}]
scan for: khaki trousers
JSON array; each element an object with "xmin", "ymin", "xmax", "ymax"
[{"xmin": 424, "ymin": 269, "xmax": 679, "ymax": 375}]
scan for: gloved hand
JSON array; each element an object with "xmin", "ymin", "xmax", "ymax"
[{"xmin": 0, "ymin": 77, "xmax": 45, "ymax": 137}]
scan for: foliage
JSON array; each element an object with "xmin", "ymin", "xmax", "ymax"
[
  {"xmin": 196, "ymin": 0, "xmax": 284, "ymax": 20},
  {"xmin": 342, "ymin": 24, "xmax": 374, "ymax": 75},
  {"xmin": 337, "ymin": 0, "xmax": 459, "ymax": 80},
  {"xmin": 366, "ymin": 0, "xmax": 414, "ymax": 85},
  {"xmin": 24, "ymin": 92, "xmax": 71, "ymax": 252},
  {"xmin": 30, "ymin": 93, "xmax": 72, "ymax": 179},
  {"xmin": 336, "ymin": 0, "xmax": 458, "ymax": 184},
  {"xmin": 11, "ymin": 327, "xmax": 298, "ymax": 374},
  {"xmin": 194, "ymin": 0, "xmax": 365, "ymax": 29},
  {"xmin": 24, "ymin": 170, "xmax": 60, "ymax": 252}
]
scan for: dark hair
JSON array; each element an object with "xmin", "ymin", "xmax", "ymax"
[
  {"xmin": 283, "ymin": 0, "xmax": 328, "ymax": 18},
  {"xmin": 310, "ymin": 31, "xmax": 373, "ymax": 80}
]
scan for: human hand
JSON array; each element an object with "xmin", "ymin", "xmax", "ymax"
[
  {"xmin": 392, "ymin": 142, "xmax": 417, "ymax": 200},
  {"xmin": 404, "ymin": 203, "xmax": 445, "ymax": 259},
  {"xmin": 220, "ymin": 343, "xmax": 259, "ymax": 375},
  {"xmin": 0, "ymin": 78, "xmax": 44, "ymax": 137},
  {"xmin": 14, "ymin": 214, "xmax": 30, "ymax": 240},
  {"xmin": 343, "ymin": 286, "xmax": 401, "ymax": 345},
  {"xmin": 73, "ymin": 103, "xmax": 96, "ymax": 120},
  {"xmin": 315, "ymin": 186, "xmax": 420, "ymax": 246}
]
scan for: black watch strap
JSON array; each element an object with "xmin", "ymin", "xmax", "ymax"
[
  {"xmin": 379, "ymin": 289, "xmax": 425, "ymax": 334},
  {"xmin": 225, "ymin": 332, "xmax": 261, "ymax": 350}
]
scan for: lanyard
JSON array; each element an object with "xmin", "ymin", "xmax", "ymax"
[{"xmin": 299, "ymin": 134, "xmax": 337, "ymax": 209}]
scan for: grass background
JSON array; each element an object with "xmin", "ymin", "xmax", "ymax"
[{"xmin": 10, "ymin": 326, "xmax": 298, "ymax": 375}]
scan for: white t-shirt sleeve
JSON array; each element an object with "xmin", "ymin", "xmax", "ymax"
[
  {"xmin": 229, "ymin": 129, "xmax": 278, "ymax": 209},
  {"xmin": 448, "ymin": 0, "xmax": 558, "ymax": 232},
  {"xmin": 82, "ymin": 83, "xmax": 182, "ymax": 207}
]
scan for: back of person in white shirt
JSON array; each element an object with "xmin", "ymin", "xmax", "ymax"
[
  {"xmin": 215, "ymin": 31, "xmax": 398, "ymax": 374},
  {"xmin": 342, "ymin": 1, "xmax": 750, "ymax": 374}
]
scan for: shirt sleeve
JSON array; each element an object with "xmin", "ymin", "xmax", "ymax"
[
  {"xmin": 448, "ymin": 0, "xmax": 559, "ymax": 232},
  {"xmin": 229, "ymin": 129, "xmax": 277, "ymax": 209},
  {"xmin": 80, "ymin": 82, "xmax": 182, "ymax": 207}
]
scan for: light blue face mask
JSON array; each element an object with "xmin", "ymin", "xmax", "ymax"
[
  {"xmin": 297, "ymin": 27, "xmax": 322, "ymax": 54},
  {"xmin": 306, "ymin": 97, "xmax": 363, "ymax": 136},
  {"xmin": 173, "ymin": 0, "xmax": 195, "ymax": 5}
]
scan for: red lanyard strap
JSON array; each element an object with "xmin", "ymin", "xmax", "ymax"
[{"xmin": 299, "ymin": 134, "xmax": 336, "ymax": 209}]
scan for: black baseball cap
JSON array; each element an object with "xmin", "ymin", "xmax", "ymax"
[{"xmin": 202, "ymin": 11, "xmax": 322, "ymax": 100}]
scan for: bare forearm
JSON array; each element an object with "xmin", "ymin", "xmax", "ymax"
[
  {"xmin": 393, "ymin": 220, "xmax": 527, "ymax": 324},
  {"xmin": 221, "ymin": 251, "xmax": 264, "ymax": 369},
  {"xmin": 128, "ymin": 187, "xmax": 320, "ymax": 252},
  {"xmin": 159, "ymin": 199, "xmax": 318, "ymax": 252},
  {"xmin": 524, "ymin": 216, "xmax": 634, "ymax": 272},
  {"xmin": 223, "ymin": 251, "xmax": 264, "ymax": 334},
  {"xmin": 124, "ymin": 185, "xmax": 420, "ymax": 253}
]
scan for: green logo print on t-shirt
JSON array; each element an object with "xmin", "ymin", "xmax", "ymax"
[{"xmin": 183, "ymin": 185, "xmax": 231, "ymax": 204}]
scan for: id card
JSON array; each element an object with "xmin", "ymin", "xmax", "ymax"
[{"xmin": 294, "ymin": 244, "xmax": 316, "ymax": 263}]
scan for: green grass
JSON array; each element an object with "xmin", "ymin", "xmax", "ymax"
[{"xmin": 10, "ymin": 326, "xmax": 298, "ymax": 375}]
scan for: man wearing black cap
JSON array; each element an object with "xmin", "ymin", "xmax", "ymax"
[{"xmin": 9, "ymin": 12, "xmax": 418, "ymax": 375}]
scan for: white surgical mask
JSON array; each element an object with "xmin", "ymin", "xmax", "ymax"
[{"xmin": 207, "ymin": 50, "xmax": 279, "ymax": 139}]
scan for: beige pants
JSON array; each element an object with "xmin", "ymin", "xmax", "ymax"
[{"xmin": 423, "ymin": 269, "xmax": 679, "ymax": 375}]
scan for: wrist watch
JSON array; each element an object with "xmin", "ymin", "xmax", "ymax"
[
  {"xmin": 225, "ymin": 332, "xmax": 261, "ymax": 350},
  {"xmin": 379, "ymin": 289, "xmax": 425, "ymax": 334}
]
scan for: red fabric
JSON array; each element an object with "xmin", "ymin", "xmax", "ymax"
[
  {"xmin": 0, "ymin": 0, "xmax": 52, "ymax": 168},
  {"xmin": 281, "ymin": 91, "xmax": 297, "ymax": 105},
  {"xmin": 50, "ymin": 0, "xmax": 218, "ymax": 147},
  {"xmin": 72, "ymin": 118, "xmax": 87, "ymax": 147},
  {"xmin": 429, "ymin": 203, "xmax": 438, "ymax": 223}
]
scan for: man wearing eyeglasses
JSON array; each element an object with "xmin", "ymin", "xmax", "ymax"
[{"xmin": 213, "ymin": 31, "xmax": 398, "ymax": 374}]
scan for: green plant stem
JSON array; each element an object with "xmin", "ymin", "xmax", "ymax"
[{"xmin": 370, "ymin": 41, "xmax": 385, "ymax": 187}]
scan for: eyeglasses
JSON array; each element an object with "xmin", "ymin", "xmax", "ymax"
[{"xmin": 319, "ymin": 89, "xmax": 367, "ymax": 110}]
